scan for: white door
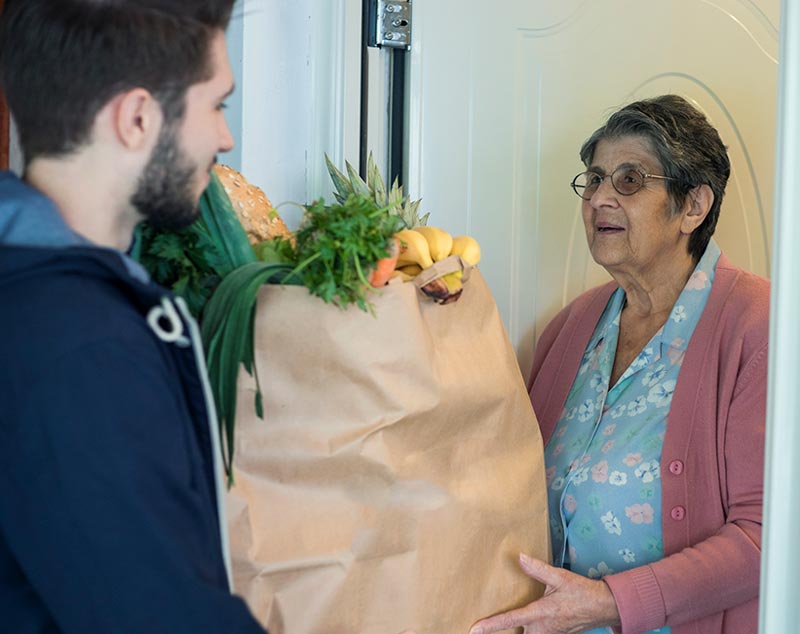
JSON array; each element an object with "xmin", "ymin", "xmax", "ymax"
[{"xmin": 406, "ymin": 0, "xmax": 779, "ymax": 376}]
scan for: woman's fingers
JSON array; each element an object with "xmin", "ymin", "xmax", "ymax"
[
  {"xmin": 468, "ymin": 555, "xmax": 553, "ymax": 634},
  {"xmin": 468, "ymin": 557, "xmax": 620, "ymax": 634}
]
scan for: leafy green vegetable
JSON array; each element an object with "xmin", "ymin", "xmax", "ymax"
[
  {"xmin": 282, "ymin": 193, "xmax": 404, "ymax": 314},
  {"xmin": 253, "ymin": 236, "xmax": 294, "ymax": 264},
  {"xmin": 133, "ymin": 170, "xmax": 256, "ymax": 319},
  {"xmin": 198, "ymin": 170, "xmax": 256, "ymax": 275}
]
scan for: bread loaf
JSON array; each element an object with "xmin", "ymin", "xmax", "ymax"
[{"xmin": 212, "ymin": 164, "xmax": 292, "ymax": 245}]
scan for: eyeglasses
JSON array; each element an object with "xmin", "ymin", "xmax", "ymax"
[{"xmin": 571, "ymin": 167, "xmax": 678, "ymax": 200}]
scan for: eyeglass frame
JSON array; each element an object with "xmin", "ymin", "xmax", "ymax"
[{"xmin": 570, "ymin": 166, "xmax": 679, "ymax": 200}]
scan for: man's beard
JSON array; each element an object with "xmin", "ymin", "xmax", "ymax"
[{"xmin": 131, "ymin": 121, "xmax": 208, "ymax": 231}]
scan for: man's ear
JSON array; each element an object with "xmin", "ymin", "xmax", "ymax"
[
  {"xmin": 680, "ymin": 184, "xmax": 714, "ymax": 235},
  {"xmin": 112, "ymin": 88, "xmax": 162, "ymax": 151}
]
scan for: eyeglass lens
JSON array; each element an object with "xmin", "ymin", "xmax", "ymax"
[{"xmin": 573, "ymin": 168, "xmax": 645, "ymax": 199}]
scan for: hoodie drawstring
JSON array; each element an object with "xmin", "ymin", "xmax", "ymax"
[{"xmin": 146, "ymin": 297, "xmax": 190, "ymax": 347}]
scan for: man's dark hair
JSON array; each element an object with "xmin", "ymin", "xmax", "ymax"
[
  {"xmin": 579, "ymin": 94, "xmax": 731, "ymax": 262},
  {"xmin": 0, "ymin": 0, "xmax": 235, "ymax": 165}
]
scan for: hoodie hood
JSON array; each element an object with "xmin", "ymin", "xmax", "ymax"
[
  {"xmin": 0, "ymin": 170, "xmax": 85, "ymax": 248},
  {"xmin": 0, "ymin": 170, "xmax": 149, "ymax": 282}
]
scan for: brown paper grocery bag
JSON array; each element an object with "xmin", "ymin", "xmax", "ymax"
[{"xmin": 226, "ymin": 269, "xmax": 549, "ymax": 634}]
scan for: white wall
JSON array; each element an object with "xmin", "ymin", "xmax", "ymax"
[
  {"xmin": 232, "ymin": 0, "xmax": 362, "ymax": 230},
  {"xmin": 221, "ymin": 0, "xmax": 245, "ymax": 173}
]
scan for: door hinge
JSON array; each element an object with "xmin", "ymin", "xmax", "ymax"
[{"xmin": 368, "ymin": 0, "xmax": 411, "ymax": 50}]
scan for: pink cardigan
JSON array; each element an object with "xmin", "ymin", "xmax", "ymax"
[{"xmin": 528, "ymin": 254, "xmax": 769, "ymax": 634}]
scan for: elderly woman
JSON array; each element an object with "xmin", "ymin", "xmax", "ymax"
[{"xmin": 471, "ymin": 95, "xmax": 768, "ymax": 634}]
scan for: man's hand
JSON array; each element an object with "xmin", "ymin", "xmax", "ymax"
[{"xmin": 468, "ymin": 554, "xmax": 621, "ymax": 634}]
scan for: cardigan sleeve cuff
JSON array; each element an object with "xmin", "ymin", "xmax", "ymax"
[{"xmin": 603, "ymin": 565, "xmax": 666, "ymax": 634}]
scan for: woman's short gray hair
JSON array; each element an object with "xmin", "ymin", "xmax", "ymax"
[{"xmin": 579, "ymin": 95, "xmax": 730, "ymax": 262}]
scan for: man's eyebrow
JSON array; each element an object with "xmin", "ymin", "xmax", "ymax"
[{"xmin": 221, "ymin": 84, "xmax": 235, "ymax": 100}]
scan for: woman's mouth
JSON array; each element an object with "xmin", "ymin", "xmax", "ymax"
[{"xmin": 597, "ymin": 222, "xmax": 624, "ymax": 233}]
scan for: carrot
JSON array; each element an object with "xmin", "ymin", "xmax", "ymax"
[{"xmin": 369, "ymin": 237, "xmax": 400, "ymax": 287}]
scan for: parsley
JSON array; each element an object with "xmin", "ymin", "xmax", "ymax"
[{"xmin": 282, "ymin": 193, "xmax": 404, "ymax": 314}]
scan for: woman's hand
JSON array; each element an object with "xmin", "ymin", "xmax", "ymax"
[{"xmin": 468, "ymin": 554, "xmax": 621, "ymax": 634}]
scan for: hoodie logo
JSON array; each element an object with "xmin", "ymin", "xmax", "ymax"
[{"xmin": 147, "ymin": 297, "xmax": 191, "ymax": 347}]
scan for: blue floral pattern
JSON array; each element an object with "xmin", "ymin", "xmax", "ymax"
[{"xmin": 543, "ymin": 242, "xmax": 720, "ymax": 634}]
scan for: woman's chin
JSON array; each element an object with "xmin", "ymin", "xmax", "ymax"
[{"xmin": 589, "ymin": 244, "xmax": 626, "ymax": 269}]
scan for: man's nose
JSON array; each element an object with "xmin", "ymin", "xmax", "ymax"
[{"xmin": 219, "ymin": 116, "xmax": 235, "ymax": 153}]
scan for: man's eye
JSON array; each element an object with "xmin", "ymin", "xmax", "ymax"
[
  {"xmin": 217, "ymin": 102, "xmax": 229, "ymax": 111},
  {"xmin": 587, "ymin": 173, "xmax": 602, "ymax": 186}
]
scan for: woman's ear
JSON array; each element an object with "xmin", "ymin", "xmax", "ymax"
[
  {"xmin": 680, "ymin": 184, "xmax": 714, "ymax": 235},
  {"xmin": 112, "ymin": 87, "xmax": 162, "ymax": 151}
]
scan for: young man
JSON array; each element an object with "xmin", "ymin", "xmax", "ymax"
[{"xmin": 0, "ymin": 1, "xmax": 264, "ymax": 631}]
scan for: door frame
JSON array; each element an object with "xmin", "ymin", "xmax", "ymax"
[{"xmin": 761, "ymin": 0, "xmax": 800, "ymax": 629}]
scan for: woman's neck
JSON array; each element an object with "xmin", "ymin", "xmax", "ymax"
[{"xmin": 612, "ymin": 251, "xmax": 697, "ymax": 319}]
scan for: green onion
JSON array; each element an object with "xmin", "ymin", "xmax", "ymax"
[{"xmin": 201, "ymin": 261, "xmax": 297, "ymax": 483}]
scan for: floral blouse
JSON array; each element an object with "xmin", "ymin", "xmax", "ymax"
[{"xmin": 543, "ymin": 241, "xmax": 721, "ymax": 634}]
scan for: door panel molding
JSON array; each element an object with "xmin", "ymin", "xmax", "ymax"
[{"xmin": 409, "ymin": 0, "xmax": 778, "ymax": 377}]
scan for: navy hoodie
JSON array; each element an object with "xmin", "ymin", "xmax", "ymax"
[{"xmin": 0, "ymin": 172, "xmax": 263, "ymax": 633}]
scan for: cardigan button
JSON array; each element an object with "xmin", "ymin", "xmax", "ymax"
[
  {"xmin": 668, "ymin": 460, "xmax": 684, "ymax": 475},
  {"xmin": 670, "ymin": 505, "xmax": 686, "ymax": 521}
]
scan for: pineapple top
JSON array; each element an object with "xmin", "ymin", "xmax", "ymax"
[{"xmin": 325, "ymin": 153, "xmax": 429, "ymax": 229}]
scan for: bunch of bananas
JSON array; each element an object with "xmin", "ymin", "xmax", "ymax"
[
  {"xmin": 391, "ymin": 227, "xmax": 481, "ymax": 304},
  {"xmin": 322, "ymin": 154, "xmax": 480, "ymax": 304}
]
